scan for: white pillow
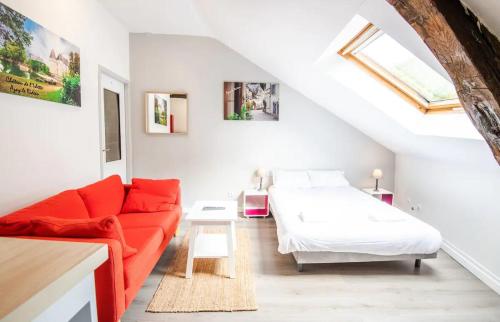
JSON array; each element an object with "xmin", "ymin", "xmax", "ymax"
[
  {"xmin": 308, "ymin": 170, "xmax": 350, "ymax": 188},
  {"xmin": 273, "ymin": 170, "xmax": 311, "ymax": 189}
]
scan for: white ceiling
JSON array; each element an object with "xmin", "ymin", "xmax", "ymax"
[
  {"xmin": 98, "ymin": 0, "xmax": 498, "ymax": 165},
  {"xmin": 97, "ymin": 0, "xmax": 500, "ymax": 39},
  {"xmin": 98, "ymin": 0, "xmax": 210, "ymax": 36}
]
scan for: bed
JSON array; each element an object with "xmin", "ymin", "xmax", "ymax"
[{"xmin": 269, "ymin": 170, "xmax": 442, "ymax": 271}]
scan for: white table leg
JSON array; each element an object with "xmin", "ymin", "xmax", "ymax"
[
  {"xmin": 186, "ymin": 224, "xmax": 197, "ymax": 279},
  {"xmin": 33, "ymin": 273, "xmax": 97, "ymax": 322},
  {"xmin": 88, "ymin": 274, "xmax": 98, "ymax": 322},
  {"xmin": 226, "ymin": 223, "xmax": 236, "ymax": 279}
]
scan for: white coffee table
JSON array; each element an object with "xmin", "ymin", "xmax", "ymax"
[{"xmin": 185, "ymin": 200, "xmax": 238, "ymax": 279}]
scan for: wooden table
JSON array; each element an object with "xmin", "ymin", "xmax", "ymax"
[
  {"xmin": 185, "ymin": 201, "xmax": 238, "ymax": 279},
  {"xmin": 0, "ymin": 237, "xmax": 108, "ymax": 322}
]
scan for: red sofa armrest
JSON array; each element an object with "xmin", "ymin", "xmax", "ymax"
[{"xmin": 20, "ymin": 236, "xmax": 126, "ymax": 322}]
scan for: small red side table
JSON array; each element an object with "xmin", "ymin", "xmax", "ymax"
[
  {"xmin": 362, "ymin": 188, "xmax": 394, "ymax": 205},
  {"xmin": 243, "ymin": 189, "xmax": 269, "ymax": 217}
]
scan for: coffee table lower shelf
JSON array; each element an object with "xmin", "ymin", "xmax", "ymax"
[
  {"xmin": 192, "ymin": 234, "xmax": 229, "ymax": 258},
  {"xmin": 185, "ymin": 222, "xmax": 237, "ymax": 279}
]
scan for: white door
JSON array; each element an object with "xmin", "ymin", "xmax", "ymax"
[{"xmin": 100, "ymin": 73, "xmax": 127, "ymax": 181}]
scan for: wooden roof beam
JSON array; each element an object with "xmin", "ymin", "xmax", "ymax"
[{"xmin": 387, "ymin": 0, "xmax": 500, "ymax": 165}]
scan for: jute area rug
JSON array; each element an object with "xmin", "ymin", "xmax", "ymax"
[{"xmin": 147, "ymin": 228, "xmax": 257, "ymax": 313}]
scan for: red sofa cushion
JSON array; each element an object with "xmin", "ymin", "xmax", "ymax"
[
  {"xmin": 0, "ymin": 218, "xmax": 32, "ymax": 236},
  {"xmin": 122, "ymin": 227, "xmax": 164, "ymax": 289},
  {"xmin": 121, "ymin": 190, "xmax": 177, "ymax": 213},
  {"xmin": 118, "ymin": 206, "xmax": 181, "ymax": 237},
  {"xmin": 3, "ymin": 190, "xmax": 89, "ymax": 220},
  {"xmin": 78, "ymin": 175, "xmax": 125, "ymax": 218},
  {"xmin": 130, "ymin": 178, "xmax": 179, "ymax": 204},
  {"xmin": 31, "ymin": 216, "xmax": 137, "ymax": 258}
]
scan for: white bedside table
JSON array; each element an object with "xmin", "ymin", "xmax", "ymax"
[
  {"xmin": 243, "ymin": 189, "xmax": 269, "ymax": 217},
  {"xmin": 185, "ymin": 200, "xmax": 238, "ymax": 279},
  {"xmin": 362, "ymin": 188, "xmax": 394, "ymax": 205}
]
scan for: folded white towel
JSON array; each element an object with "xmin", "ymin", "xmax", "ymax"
[
  {"xmin": 368, "ymin": 214, "xmax": 405, "ymax": 222},
  {"xmin": 299, "ymin": 199, "xmax": 407, "ymax": 223},
  {"xmin": 299, "ymin": 202, "xmax": 351, "ymax": 222},
  {"xmin": 299, "ymin": 210, "xmax": 331, "ymax": 222}
]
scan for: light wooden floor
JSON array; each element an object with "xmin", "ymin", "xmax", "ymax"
[{"xmin": 122, "ymin": 217, "xmax": 500, "ymax": 322}]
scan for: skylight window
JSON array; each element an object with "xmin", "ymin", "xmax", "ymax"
[{"xmin": 339, "ymin": 24, "xmax": 461, "ymax": 113}]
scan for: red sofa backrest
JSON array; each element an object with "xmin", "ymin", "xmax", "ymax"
[
  {"xmin": 77, "ymin": 175, "xmax": 125, "ymax": 218},
  {"xmin": 3, "ymin": 175, "xmax": 182, "ymax": 220},
  {"xmin": 3, "ymin": 190, "xmax": 90, "ymax": 220},
  {"xmin": 123, "ymin": 182, "xmax": 181, "ymax": 206}
]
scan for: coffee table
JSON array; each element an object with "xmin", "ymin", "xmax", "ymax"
[{"xmin": 185, "ymin": 200, "xmax": 238, "ymax": 279}]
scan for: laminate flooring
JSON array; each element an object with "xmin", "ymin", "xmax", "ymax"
[{"xmin": 122, "ymin": 217, "xmax": 500, "ymax": 322}]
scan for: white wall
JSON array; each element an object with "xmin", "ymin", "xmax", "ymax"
[
  {"xmin": 395, "ymin": 151, "xmax": 500, "ymax": 293},
  {"xmin": 390, "ymin": 3, "xmax": 500, "ymax": 294},
  {"xmin": 129, "ymin": 34, "xmax": 395, "ymax": 206},
  {"xmin": 0, "ymin": 0, "xmax": 129, "ymax": 213}
]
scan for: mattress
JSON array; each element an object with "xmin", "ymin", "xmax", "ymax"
[{"xmin": 268, "ymin": 186, "xmax": 442, "ymax": 256}]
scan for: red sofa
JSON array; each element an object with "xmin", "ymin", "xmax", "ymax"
[{"xmin": 1, "ymin": 175, "xmax": 181, "ymax": 322}]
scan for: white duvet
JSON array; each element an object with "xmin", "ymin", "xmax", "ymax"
[{"xmin": 269, "ymin": 186, "xmax": 442, "ymax": 256}]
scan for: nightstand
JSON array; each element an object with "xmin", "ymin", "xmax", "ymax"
[
  {"xmin": 243, "ymin": 189, "xmax": 269, "ymax": 217},
  {"xmin": 362, "ymin": 188, "xmax": 394, "ymax": 205}
]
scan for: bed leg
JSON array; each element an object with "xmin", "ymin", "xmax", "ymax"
[
  {"xmin": 297, "ymin": 263, "xmax": 304, "ymax": 272},
  {"xmin": 415, "ymin": 259, "xmax": 422, "ymax": 268}
]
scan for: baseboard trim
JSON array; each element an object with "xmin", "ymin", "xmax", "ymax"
[{"xmin": 441, "ymin": 239, "xmax": 500, "ymax": 295}]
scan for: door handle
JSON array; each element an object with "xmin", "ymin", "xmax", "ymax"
[{"xmin": 102, "ymin": 148, "xmax": 111, "ymax": 152}]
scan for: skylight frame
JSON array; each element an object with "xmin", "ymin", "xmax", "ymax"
[{"xmin": 338, "ymin": 23, "xmax": 462, "ymax": 114}]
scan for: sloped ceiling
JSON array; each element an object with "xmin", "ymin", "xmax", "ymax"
[
  {"xmin": 461, "ymin": 0, "xmax": 500, "ymax": 36},
  {"xmin": 98, "ymin": 0, "xmax": 499, "ymax": 166},
  {"xmin": 99, "ymin": 0, "xmax": 209, "ymax": 36}
]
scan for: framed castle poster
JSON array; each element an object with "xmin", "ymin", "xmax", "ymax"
[{"xmin": 0, "ymin": 2, "xmax": 81, "ymax": 106}]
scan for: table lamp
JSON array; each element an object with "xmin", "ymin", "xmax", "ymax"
[
  {"xmin": 256, "ymin": 168, "xmax": 266, "ymax": 191},
  {"xmin": 372, "ymin": 168, "xmax": 383, "ymax": 192}
]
